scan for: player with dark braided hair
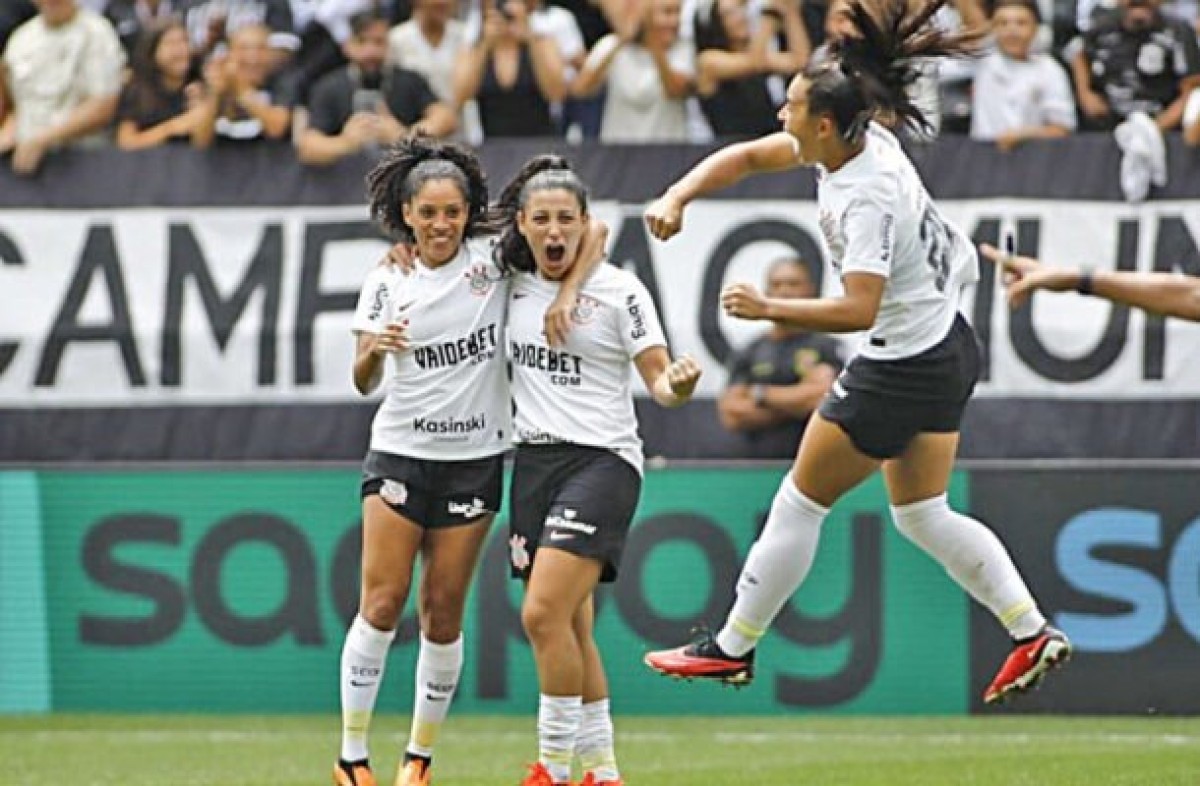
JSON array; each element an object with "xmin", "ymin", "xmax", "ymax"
[
  {"xmin": 495, "ymin": 156, "xmax": 700, "ymax": 786},
  {"xmin": 643, "ymin": 0, "xmax": 1070, "ymax": 707},
  {"xmin": 335, "ymin": 137, "xmax": 607, "ymax": 786}
]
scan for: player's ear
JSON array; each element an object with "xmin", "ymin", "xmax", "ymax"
[{"xmin": 815, "ymin": 113, "xmax": 835, "ymax": 141}]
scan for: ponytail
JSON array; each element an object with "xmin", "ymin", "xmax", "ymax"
[{"xmin": 806, "ymin": 0, "xmax": 983, "ymax": 141}]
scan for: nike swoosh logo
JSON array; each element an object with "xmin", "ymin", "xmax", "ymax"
[
  {"xmin": 350, "ymin": 680, "xmax": 376, "ymax": 688},
  {"xmin": 425, "ymin": 694, "xmax": 447, "ymax": 702}
]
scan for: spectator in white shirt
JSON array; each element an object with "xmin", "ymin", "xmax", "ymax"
[
  {"xmin": 970, "ymin": 0, "xmax": 1076, "ymax": 150},
  {"xmin": 0, "ymin": 0, "xmax": 125, "ymax": 175},
  {"xmin": 572, "ymin": 0, "xmax": 695, "ymax": 142}
]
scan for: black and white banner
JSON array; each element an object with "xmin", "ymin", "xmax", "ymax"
[{"xmin": 3, "ymin": 200, "xmax": 1200, "ymax": 407}]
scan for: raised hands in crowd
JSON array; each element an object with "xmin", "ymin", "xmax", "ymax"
[{"xmin": 5, "ymin": 0, "xmax": 1200, "ymax": 176}]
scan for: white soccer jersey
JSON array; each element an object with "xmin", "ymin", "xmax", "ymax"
[
  {"xmin": 816, "ymin": 123, "xmax": 979, "ymax": 360},
  {"xmin": 507, "ymin": 265, "xmax": 667, "ymax": 474},
  {"xmin": 351, "ymin": 238, "xmax": 511, "ymax": 460}
]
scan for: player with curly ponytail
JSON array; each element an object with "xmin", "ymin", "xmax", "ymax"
[
  {"xmin": 495, "ymin": 155, "xmax": 701, "ymax": 786},
  {"xmin": 335, "ymin": 139, "xmax": 608, "ymax": 786},
  {"xmin": 643, "ymin": 0, "xmax": 1070, "ymax": 709},
  {"xmin": 364, "ymin": 134, "xmax": 496, "ymax": 246}
]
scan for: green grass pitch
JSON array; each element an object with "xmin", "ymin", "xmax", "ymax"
[{"xmin": 2, "ymin": 714, "xmax": 1198, "ymax": 785}]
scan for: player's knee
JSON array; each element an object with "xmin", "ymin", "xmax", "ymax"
[
  {"xmin": 419, "ymin": 587, "xmax": 467, "ymax": 641},
  {"xmin": 889, "ymin": 493, "xmax": 952, "ymax": 541},
  {"xmin": 521, "ymin": 594, "xmax": 565, "ymax": 644},
  {"xmin": 360, "ymin": 592, "xmax": 404, "ymax": 631}
]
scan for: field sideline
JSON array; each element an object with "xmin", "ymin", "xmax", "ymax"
[{"xmin": 3, "ymin": 715, "xmax": 1198, "ymax": 785}]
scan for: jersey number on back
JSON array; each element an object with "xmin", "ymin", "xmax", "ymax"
[{"xmin": 919, "ymin": 205, "xmax": 952, "ymax": 292}]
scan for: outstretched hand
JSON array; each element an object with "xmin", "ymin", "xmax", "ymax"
[
  {"xmin": 979, "ymin": 243, "xmax": 1080, "ymax": 309},
  {"xmin": 720, "ymin": 282, "xmax": 771, "ymax": 320}
]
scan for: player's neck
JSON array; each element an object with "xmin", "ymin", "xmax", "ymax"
[{"xmin": 823, "ymin": 143, "xmax": 863, "ymax": 173}]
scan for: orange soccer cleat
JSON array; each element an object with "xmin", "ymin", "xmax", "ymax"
[
  {"xmin": 643, "ymin": 626, "xmax": 755, "ymax": 686},
  {"xmin": 334, "ymin": 759, "xmax": 377, "ymax": 786},
  {"xmin": 395, "ymin": 756, "xmax": 432, "ymax": 786},
  {"xmin": 519, "ymin": 762, "xmax": 570, "ymax": 786}
]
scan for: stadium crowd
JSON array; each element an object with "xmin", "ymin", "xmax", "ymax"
[{"xmin": 2, "ymin": 0, "xmax": 1200, "ymax": 177}]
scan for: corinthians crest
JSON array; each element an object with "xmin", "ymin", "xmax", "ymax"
[
  {"xmin": 571, "ymin": 294, "xmax": 601, "ymax": 325},
  {"xmin": 463, "ymin": 263, "xmax": 499, "ymax": 296}
]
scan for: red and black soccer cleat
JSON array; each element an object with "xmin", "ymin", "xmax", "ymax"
[{"xmin": 984, "ymin": 625, "xmax": 1072, "ymax": 705}]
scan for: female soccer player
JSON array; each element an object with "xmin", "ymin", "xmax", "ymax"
[
  {"xmin": 496, "ymin": 156, "xmax": 701, "ymax": 786},
  {"xmin": 642, "ymin": 0, "xmax": 1071, "ymax": 706},
  {"xmin": 337, "ymin": 137, "xmax": 605, "ymax": 786}
]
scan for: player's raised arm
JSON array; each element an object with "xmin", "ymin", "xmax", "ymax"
[
  {"xmin": 644, "ymin": 132, "xmax": 802, "ymax": 241},
  {"xmin": 980, "ymin": 243, "xmax": 1200, "ymax": 321}
]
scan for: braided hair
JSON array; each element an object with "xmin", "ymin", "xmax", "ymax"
[
  {"xmin": 804, "ymin": 0, "xmax": 983, "ymax": 142},
  {"xmin": 365, "ymin": 135, "xmax": 496, "ymax": 244},
  {"xmin": 493, "ymin": 155, "xmax": 590, "ymax": 275}
]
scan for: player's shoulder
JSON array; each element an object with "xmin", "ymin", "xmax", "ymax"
[
  {"xmin": 584, "ymin": 263, "xmax": 647, "ymax": 298},
  {"xmin": 464, "ymin": 235, "xmax": 502, "ymax": 266},
  {"xmin": 360, "ymin": 262, "xmax": 403, "ymax": 292},
  {"xmin": 510, "ymin": 269, "xmax": 542, "ymax": 297}
]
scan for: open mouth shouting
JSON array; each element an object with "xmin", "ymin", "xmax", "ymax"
[{"xmin": 543, "ymin": 243, "xmax": 568, "ymax": 276}]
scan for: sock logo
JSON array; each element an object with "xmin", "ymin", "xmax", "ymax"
[{"xmin": 350, "ymin": 665, "xmax": 381, "ymax": 688}]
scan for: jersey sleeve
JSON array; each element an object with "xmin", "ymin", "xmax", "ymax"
[
  {"xmin": 839, "ymin": 184, "xmax": 899, "ymax": 278},
  {"xmin": 617, "ymin": 276, "xmax": 667, "ymax": 358},
  {"xmin": 352, "ymin": 267, "xmax": 393, "ymax": 334}
]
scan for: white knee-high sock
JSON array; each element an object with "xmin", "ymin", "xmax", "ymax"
[
  {"xmin": 890, "ymin": 494, "xmax": 1046, "ymax": 639},
  {"xmin": 406, "ymin": 633, "xmax": 464, "ymax": 760},
  {"xmin": 716, "ymin": 477, "xmax": 828, "ymax": 657},
  {"xmin": 538, "ymin": 694, "xmax": 582, "ymax": 784},
  {"xmin": 340, "ymin": 615, "xmax": 396, "ymax": 762},
  {"xmin": 576, "ymin": 698, "xmax": 618, "ymax": 782}
]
